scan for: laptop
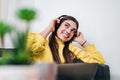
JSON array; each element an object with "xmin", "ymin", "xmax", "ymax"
[{"xmin": 57, "ymin": 63, "xmax": 98, "ymax": 80}]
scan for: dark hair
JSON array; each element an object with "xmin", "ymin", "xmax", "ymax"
[{"xmin": 49, "ymin": 15, "xmax": 79, "ymax": 64}]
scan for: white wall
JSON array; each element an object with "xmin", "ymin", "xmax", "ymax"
[{"xmin": 0, "ymin": 0, "xmax": 120, "ymax": 79}]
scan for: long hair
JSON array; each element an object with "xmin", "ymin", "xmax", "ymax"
[{"xmin": 49, "ymin": 15, "xmax": 79, "ymax": 64}]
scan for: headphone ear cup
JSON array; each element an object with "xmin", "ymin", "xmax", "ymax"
[
  {"xmin": 55, "ymin": 23, "xmax": 59, "ymax": 30},
  {"xmin": 74, "ymin": 32, "xmax": 77, "ymax": 37},
  {"xmin": 56, "ymin": 23, "xmax": 59, "ymax": 27}
]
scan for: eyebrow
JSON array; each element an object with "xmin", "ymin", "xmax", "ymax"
[
  {"xmin": 65, "ymin": 22, "xmax": 70, "ymax": 26},
  {"xmin": 65, "ymin": 22, "xmax": 77, "ymax": 30}
]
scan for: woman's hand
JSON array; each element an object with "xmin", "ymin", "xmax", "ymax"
[
  {"xmin": 40, "ymin": 18, "xmax": 60, "ymax": 39},
  {"xmin": 48, "ymin": 18, "xmax": 60, "ymax": 32},
  {"xmin": 74, "ymin": 32, "xmax": 88, "ymax": 47}
]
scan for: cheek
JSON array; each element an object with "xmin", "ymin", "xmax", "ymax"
[
  {"xmin": 56, "ymin": 29, "xmax": 60, "ymax": 36},
  {"xmin": 69, "ymin": 34, "xmax": 74, "ymax": 39},
  {"xmin": 56, "ymin": 27, "xmax": 64, "ymax": 35}
]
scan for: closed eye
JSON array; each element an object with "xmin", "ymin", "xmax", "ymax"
[
  {"xmin": 65, "ymin": 22, "xmax": 70, "ymax": 28},
  {"xmin": 71, "ymin": 28, "xmax": 77, "ymax": 33}
]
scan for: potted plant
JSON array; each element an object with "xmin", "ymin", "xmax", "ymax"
[
  {"xmin": 0, "ymin": 8, "xmax": 57, "ymax": 80},
  {"xmin": 0, "ymin": 8, "xmax": 37, "ymax": 65}
]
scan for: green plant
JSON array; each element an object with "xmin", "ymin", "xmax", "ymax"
[
  {"xmin": 0, "ymin": 50, "xmax": 32, "ymax": 65},
  {"xmin": 16, "ymin": 8, "xmax": 36, "ymax": 33},
  {"xmin": 0, "ymin": 8, "xmax": 37, "ymax": 65},
  {"xmin": 0, "ymin": 21, "xmax": 13, "ymax": 47},
  {"xmin": 0, "ymin": 31, "xmax": 32, "ymax": 65}
]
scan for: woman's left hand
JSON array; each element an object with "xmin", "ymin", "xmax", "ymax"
[{"xmin": 74, "ymin": 32, "xmax": 86, "ymax": 45}]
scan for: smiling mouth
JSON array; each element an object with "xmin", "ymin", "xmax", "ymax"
[{"xmin": 62, "ymin": 33, "xmax": 69, "ymax": 38}]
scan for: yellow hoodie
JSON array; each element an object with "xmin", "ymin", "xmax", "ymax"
[{"xmin": 26, "ymin": 32, "xmax": 105, "ymax": 64}]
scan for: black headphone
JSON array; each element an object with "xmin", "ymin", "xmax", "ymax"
[
  {"xmin": 55, "ymin": 15, "xmax": 67, "ymax": 28},
  {"xmin": 58, "ymin": 15, "xmax": 67, "ymax": 20}
]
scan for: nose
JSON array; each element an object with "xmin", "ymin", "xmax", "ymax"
[{"xmin": 66, "ymin": 28, "xmax": 71, "ymax": 33}]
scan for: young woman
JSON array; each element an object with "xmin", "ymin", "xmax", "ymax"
[{"xmin": 26, "ymin": 15, "xmax": 105, "ymax": 64}]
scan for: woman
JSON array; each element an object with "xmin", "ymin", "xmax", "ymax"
[{"xmin": 26, "ymin": 15, "xmax": 105, "ymax": 64}]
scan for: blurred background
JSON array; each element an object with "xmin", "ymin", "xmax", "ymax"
[{"xmin": 0, "ymin": 0, "xmax": 120, "ymax": 80}]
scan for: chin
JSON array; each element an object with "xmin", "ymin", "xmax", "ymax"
[
  {"xmin": 61, "ymin": 38, "xmax": 70, "ymax": 42},
  {"xmin": 59, "ymin": 35, "xmax": 71, "ymax": 42},
  {"xmin": 60, "ymin": 39, "xmax": 66, "ymax": 42},
  {"xmin": 59, "ymin": 37, "xmax": 66, "ymax": 42}
]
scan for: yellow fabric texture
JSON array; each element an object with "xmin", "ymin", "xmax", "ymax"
[{"xmin": 26, "ymin": 32, "xmax": 105, "ymax": 64}]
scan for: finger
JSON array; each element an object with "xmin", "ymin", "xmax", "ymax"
[
  {"xmin": 57, "ymin": 19, "xmax": 60, "ymax": 23},
  {"xmin": 77, "ymin": 32, "xmax": 81, "ymax": 36}
]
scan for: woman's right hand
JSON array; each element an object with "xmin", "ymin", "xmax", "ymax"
[
  {"xmin": 48, "ymin": 18, "xmax": 60, "ymax": 32},
  {"xmin": 40, "ymin": 18, "xmax": 60, "ymax": 39}
]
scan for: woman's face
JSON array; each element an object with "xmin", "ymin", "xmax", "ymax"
[{"xmin": 57, "ymin": 20, "xmax": 77, "ymax": 42}]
